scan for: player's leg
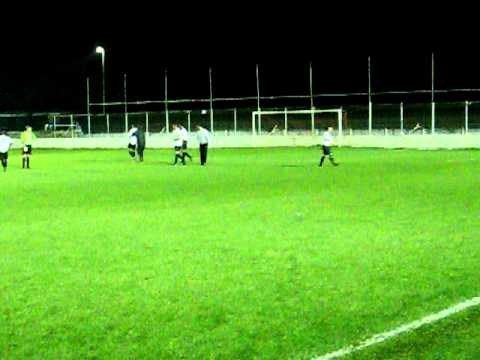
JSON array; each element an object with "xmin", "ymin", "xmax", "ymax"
[
  {"xmin": 1, "ymin": 153, "xmax": 7, "ymax": 172},
  {"xmin": 137, "ymin": 146, "xmax": 144, "ymax": 162},
  {"xmin": 200, "ymin": 144, "xmax": 207, "ymax": 165},
  {"xmin": 26, "ymin": 146, "xmax": 32, "ymax": 168},
  {"xmin": 173, "ymin": 147, "xmax": 182, "ymax": 165},
  {"xmin": 22, "ymin": 146, "xmax": 31, "ymax": 168},
  {"xmin": 179, "ymin": 149, "xmax": 186, "ymax": 165},
  {"xmin": 128, "ymin": 144, "xmax": 136, "ymax": 159},
  {"xmin": 328, "ymin": 148, "xmax": 339, "ymax": 166},
  {"xmin": 22, "ymin": 148, "xmax": 26, "ymax": 168},
  {"xmin": 182, "ymin": 141, "xmax": 192, "ymax": 161},
  {"xmin": 319, "ymin": 146, "xmax": 327, "ymax": 167}
]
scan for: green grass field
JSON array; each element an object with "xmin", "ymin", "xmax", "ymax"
[{"xmin": 1, "ymin": 147, "xmax": 479, "ymax": 359}]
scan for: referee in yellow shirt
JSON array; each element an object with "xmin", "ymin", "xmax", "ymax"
[{"xmin": 20, "ymin": 126, "xmax": 37, "ymax": 169}]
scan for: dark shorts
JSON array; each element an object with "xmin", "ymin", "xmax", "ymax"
[
  {"xmin": 128, "ymin": 143, "xmax": 136, "ymax": 151},
  {"xmin": 182, "ymin": 141, "xmax": 188, "ymax": 150},
  {"xmin": 0, "ymin": 152, "xmax": 7, "ymax": 160},
  {"xmin": 174, "ymin": 146, "xmax": 182, "ymax": 152},
  {"xmin": 22, "ymin": 145, "xmax": 32, "ymax": 155},
  {"xmin": 322, "ymin": 145, "xmax": 331, "ymax": 156}
]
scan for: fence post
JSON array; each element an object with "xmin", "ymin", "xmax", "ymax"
[
  {"xmin": 233, "ymin": 108, "xmax": 237, "ymax": 134},
  {"xmin": 165, "ymin": 111, "xmax": 169, "ymax": 134},
  {"xmin": 310, "ymin": 109, "xmax": 315, "ymax": 135},
  {"xmin": 400, "ymin": 102, "xmax": 404, "ymax": 135},
  {"xmin": 187, "ymin": 111, "xmax": 191, "ymax": 133},
  {"xmin": 368, "ymin": 101, "xmax": 373, "ymax": 134},
  {"xmin": 251, "ymin": 112, "xmax": 256, "ymax": 135},
  {"xmin": 431, "ymin": 102, "xmax": 435, "ymax": 134},
  {"xmin": 53, "ymin": 115, "xmax": 57, "ymax": 138},
  {"xmin": 70, "ymin": 115, "xmax": 74, "ymax": 138},
  {"xmin": 106, "ymin": 114, "xmax": 110, "ymax": 135},
  {"xmin": 146, "ymin": 112, "xmax": 149, "ymax": 136},
  {"xmin": 284, "ymin": 107, "xmax": 288, "ymax": 136},
  {"xmin": 338, "ymin": 108, "xmax": 343, "ymax": 139},
  {"xmin": 88, "ymin": 114, "xmax": 91, "ymax": 137},
  {"xmin": 210, "ymin": 109, "xmax": 214, "ymax": 134},
  {"xmin": 465, "ymin": 101, "xmax": 469, "ymax": 134}
]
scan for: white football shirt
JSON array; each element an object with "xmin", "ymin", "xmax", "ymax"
[
  {"xmin": 128, "ymin": 127, "xmax": 138, "ymax": 146},
  {"xmin": 180, "ymin": 127, "xmax": 189, "ymax": 142},
  {"xmin": 197, "ymin": 128, "xmax": 210, "ymax": 145},
  {"xmin": 172, "ymin": 128, "xmax": 183, "ymax": 147},
  {"xmin": 323, "ymin": 131, "xmax": 333, "ymax": 146},
  {"xmin": 0, "ymin": 134, "xmax": 13, "ymax": 153}
]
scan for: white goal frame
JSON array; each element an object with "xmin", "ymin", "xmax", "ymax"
[{"xmin": 251, "ymin": 108, "xmax": 343, "ymax": 136}]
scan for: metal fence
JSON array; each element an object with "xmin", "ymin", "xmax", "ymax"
[{"xmin": 2, "ymin": 101, "xmax": 480, "ymax": 138}]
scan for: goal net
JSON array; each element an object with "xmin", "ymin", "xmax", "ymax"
[{"xmin": 251, "ymin": 108, "xmax": 343, "ymax": 136}]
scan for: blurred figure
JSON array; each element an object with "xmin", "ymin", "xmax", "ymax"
[
  {"xmin": 20, "ymin": 126, "xmax": 37, "ymax": 169},
  {"xmin": 196, "ymin": 125, "xmax": 210, "ymax": 166},
  {"xmin": 0, "ymin": 129, "xmax": 13, "ymax": 172},
  {"xmin": 319, "ymin": 126, "xmax": 339, "ymax": 167}
]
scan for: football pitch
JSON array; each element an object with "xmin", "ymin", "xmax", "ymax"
[{"xmin": 1, "ymin": 147, "xmax": 479, "ymax": 359}]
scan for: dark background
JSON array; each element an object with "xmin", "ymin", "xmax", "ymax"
[{"xmin": 0, "ymin": 4, "xmax": 477, "ymax": 113}]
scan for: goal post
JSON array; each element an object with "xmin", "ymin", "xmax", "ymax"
[{"xmin": 251, "ymin": 108, "xmax": 343, "ymax": 136}]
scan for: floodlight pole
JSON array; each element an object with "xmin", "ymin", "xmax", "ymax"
[
  {"xmin": 368, "ymin": 56, "xmax": 372, "ymax": 135},
  {"xmin": 102, "ymin": 53, "xmax": 105, "ymax": 115},
  {"xmin": 209, "ymin": 67, "xmax": 214, "ymax": 133},
  {"xmin": 165, "ymin": 69, "xmax": 169, "ymax": 133},
  {"xmin": 431, "ymin": 52, "xmax": 435, "ymax": 134},
  {"xmin": 400, "ymin": 102, "xmax": 404, "ymax": 135},
  {"xmin": 124, "ymin": 73, "xmax": 128, "ymax": 134},
  {"xmin": 256, "ymin": 64, "xmax": 261, "ymax": 135},
  {"xmin": 87, "ymin": 77, "xmax": 91, "ymax": 136},
  {"xmin": 95, "ymin": 46, "xmax": 106, "ymax": 115},
  {"xmin": 310, "ymin": 61, "xmax": 315, "ymax": 135},
  {"xmin": 465, "ymin": 101, "xmax": 469, "ymax": 134}
]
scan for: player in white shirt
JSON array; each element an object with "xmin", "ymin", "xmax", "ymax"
[
  {"xmin": 319, "ymin": 126, "xmax": 339, "ymax": 167},
  {"xmin": 127, "ymin": 125, "xmax": 138, "ymax": 160},
  {"xmin": 179, "ymin": 125, "xmax": 192, "ymax": 162},
  {"xmin": 172, "ymin": 124, "xmax": 186, "ymax": 165},
  {"xmin": 196, "ymin": 125, "xmax": 210, "ymax": 166},
  {"xmin": 0, "ymin": 130, "xmax": 14, "ymax": 172}
]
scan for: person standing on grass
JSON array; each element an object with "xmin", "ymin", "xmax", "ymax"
[
  {"xmin": 180, "ymin": 125, "xmax": 192, "ymax": 162},
  {"xmin": 319, "ymin": 126, "xmax": 339, "ymax": 167},
  {"xmin": 172, "ymin": 124, "xmax": 185, "ymax": 166},
  {"xmin": 196, "ymin": 125, "xmax": 210, "ymax": 166},
  {"xmin": 135, "ymin": 125, "xmax": 146, "ymax": 162},
  {"xmin": 0, "ymin": 130, "xmax": 13, "ymax": 172},
  {"xmin": 127, "ymin": 124, "xmax": 138, "ymax": 160},
  {"xmin": 20, "ymin": 125, "xmax": 37, "ymax": 169}
]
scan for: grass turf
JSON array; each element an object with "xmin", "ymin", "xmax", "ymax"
[{"xmin": 0, "ymin": 147, "xmax": 479, "ymax": 359}]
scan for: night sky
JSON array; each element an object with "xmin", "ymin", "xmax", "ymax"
[{"xmin": 0, "ymin": 6, "xmax": 477, "ymax": 113}]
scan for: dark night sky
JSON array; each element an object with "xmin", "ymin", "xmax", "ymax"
[{"xmin": 0, "ymin": 5, "xmax": 478, "ymax": 113}]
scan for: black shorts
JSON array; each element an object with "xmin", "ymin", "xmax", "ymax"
[
  {"xmin": 0, "ymin": 152, "xmax": 7, "ymax": 160},
  {"xmin": 322, "ymin": 145, "xmax": 331, "ymax": 156},
  {"xmin": 174, "ymin": 146, "xmax": 182, "ymax": 152},
  {"xmin": 128, "ymin": 143, "xmax": 136, "ymax": 151},
  {"xmin": 182, "ymin": 141, "xmax": 188, "ymax": 150},
  {"xmin": 22, "ymin": 145, "xmax": 32, "ymax": 155}
]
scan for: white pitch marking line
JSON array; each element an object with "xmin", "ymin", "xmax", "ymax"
[{"xmin": 312, "ymin": 296, "xmax": 480, "ymax": 360}]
